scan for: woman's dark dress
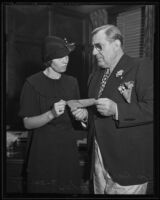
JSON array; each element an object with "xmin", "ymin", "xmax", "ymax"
[{"xmin": 19, "ymin": 72, "xmax": 81, "ymax": 193}]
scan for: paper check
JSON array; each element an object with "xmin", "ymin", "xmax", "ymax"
[{"xmin": 67, "ymin": 98, "xmax": 97, "ymax": 111}]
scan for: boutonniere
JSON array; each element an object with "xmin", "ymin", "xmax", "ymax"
[
  {"xmin": 116, "ymin": 69, "xmax": 124, "ymax": 79},
  {"xmin": 118, "ymin": 81, "xmax": 134, "ymax": 103}
]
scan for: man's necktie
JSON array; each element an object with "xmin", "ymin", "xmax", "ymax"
[{"xmin": 97, "ymin": 67, "xmax": 110, "ymax": 98}]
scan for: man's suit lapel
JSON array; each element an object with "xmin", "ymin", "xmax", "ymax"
[
  {"xmin": 88, "ymin": 54, "xmax": 135, "ymax": 98},
  {"xmin": 105, "ymin": 54, "xmax": 134, "ymax": 91},
  {"xmin": 109, "ymin": 54, "xmax": 133, "ymax": 81}
]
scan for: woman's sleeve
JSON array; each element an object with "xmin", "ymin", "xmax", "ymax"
[{"xmin": 19, "ymin": 81, "xmax": 40, "ymax": 118}]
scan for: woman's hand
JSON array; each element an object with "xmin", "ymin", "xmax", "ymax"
[
  {"xmin": 72, "ymin": 108, "xmax": 88, "ymax": 122},
  {"xmin": 52, "ymin": 99, "xmax": 66, "ymax": 117}
]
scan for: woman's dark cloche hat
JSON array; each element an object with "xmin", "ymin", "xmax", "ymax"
[{"xmin": 43, "ymin": 36, "xmax": 75, "ymax": 62}]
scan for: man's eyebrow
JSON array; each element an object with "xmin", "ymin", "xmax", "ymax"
[
  {"xmin": 94, "ymin": 43, "xmax": 102, "ymax": 49},
  {"xmin": 93, "ymin": 43, "xmax": 100, "ymax": 45}
]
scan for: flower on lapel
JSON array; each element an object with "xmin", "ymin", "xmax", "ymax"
[
  {"xmin": 116, "ymin": 69, "xmax": 124, "ymax": 79},
  {"xmin": 118, "ymin": 81, "xmax": 134, "ymax": 103}
]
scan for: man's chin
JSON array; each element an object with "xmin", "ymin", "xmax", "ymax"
[{"xmin": 98, "ymin": 62, "xmax": 106, "ymax": 68}]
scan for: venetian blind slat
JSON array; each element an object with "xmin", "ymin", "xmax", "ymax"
[{"xmin": 116, "ymin": 7, "xmax": 144, "ymax": 57}]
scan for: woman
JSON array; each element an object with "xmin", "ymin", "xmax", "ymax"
[{"xmin": 19, "ymin": 36, "xmax": 81, "ymax": 193}]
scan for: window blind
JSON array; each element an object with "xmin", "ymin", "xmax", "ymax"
[{"xmin": 117, "ymin": 7, "xmax": 144, "ymax": 57}]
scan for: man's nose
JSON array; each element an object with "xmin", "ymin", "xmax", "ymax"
[{"xmin": 92, "ymin": 47, "xmax": 99, "ymax": 56}]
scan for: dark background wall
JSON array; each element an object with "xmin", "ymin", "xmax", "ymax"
[{"xmin": 5, "ymin": 5, "xmax": 90, "ymax": 130}]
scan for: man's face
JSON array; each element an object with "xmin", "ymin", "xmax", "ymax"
[
  {"xmin": 92, "ymin": 30, "xmax": 116, "ymax": 68},
  {"xmin": 51, "ymin": 56, "xmax": 69, "ymax": 73}
]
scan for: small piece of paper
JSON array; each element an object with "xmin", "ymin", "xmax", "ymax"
[{"xmin": 67, "ymin": 98, "xmax": 97, "ymax": 111}]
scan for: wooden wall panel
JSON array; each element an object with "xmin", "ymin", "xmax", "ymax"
[{"xmin": 6, "ymin": 5, "xmax": 48, "ymax": 129}]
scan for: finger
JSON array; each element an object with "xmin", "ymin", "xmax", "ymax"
[
  {"xmin": 76, "ymin": 109, "xmax": 84, "ymax": 114},
  {"xmin": 71, "ymin": 108, "xmax": 77, "ymax": 113},
  {"xmin": 75, "ymin": 112, "xmax": 84, "ymax": 118},
  {"xmin": 96, "ymin": 100, "xmax": 104, "ymax": 105},
  {"xmin": 54, "ymin": 103, "xmax": 63, "ymax": 110},
  {"xmin": 96, "ymin": 104, "xmax": 105, "ymax": 110},
  {"xmin": 58, "ymin": 104, "xmax": 65, "ymax": 109},
  {"xmin": 60, "ymin": 99, "xmax": 67, "ymax": 105},
  {"xmin": 59, "ymin": 99, "xmax": 65, "ymax": 102},
  {"xmin": 57, "ymin": 102, "xmax": 66, "ymax": 107},
  {"xmin": 73, "ymin": 108, "xmax": 83, "ymax": 115},
  {"xmin": 97, "ymin": 98, "xmax": 109, "ymax": 104},
  {"xmin": 96, "ymin": 107, "xmax": 103, "ymax": 113},
  {"xmin": 72, "ymin": 109, "xmax": 80, "ymax": 115},
  {"xmin": 58, "ymin": 109, "xmax": 64, "ymax": 113},
  {"xmin": 58, "ymin": 105, "xmax": 65, "ymax": 112},
  {"xmin": 59, "ymin": 109, "xmax": 64, "ymax": 114},
  {"xmin": 55, "ymin": 104, "xmax": 64, "ymax": 111}
]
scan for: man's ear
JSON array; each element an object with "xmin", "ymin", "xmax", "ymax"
[{"xmin": 114, "ymin": 39, "xmax": 121, "ymax": 49}]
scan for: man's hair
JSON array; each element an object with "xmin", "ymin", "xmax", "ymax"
[{"xmin": 92, "ymin": 24, "xmax": 123, "ymax": 46}]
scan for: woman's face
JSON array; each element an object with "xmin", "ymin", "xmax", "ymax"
[{"xmin": 51, "ymin": 56, "xmax": 69, "ymax": 73}]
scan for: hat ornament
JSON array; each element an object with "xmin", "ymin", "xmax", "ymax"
[{"xmin": 64, "ymin": 38, "xmax": 76, "ymax": 52}]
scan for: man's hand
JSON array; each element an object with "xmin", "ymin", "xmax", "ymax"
[
  {"xmin": 72, "ymin": 108, "xmax": 88, "ymax": 122},
  {"xmin": 96, "ymin": 98, "xmax": 117, "ymax": 117}
]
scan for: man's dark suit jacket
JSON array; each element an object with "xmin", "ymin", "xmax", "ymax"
[{"xmin": 88, "ymin": 54, "xmax": 153, "ymax": 186}]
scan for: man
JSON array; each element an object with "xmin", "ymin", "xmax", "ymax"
[{"xmin": 72, "ymin": 24, "xmax": 153, "ymax": 194}]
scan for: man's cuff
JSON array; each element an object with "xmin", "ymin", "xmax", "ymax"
[{"xmin": 113, "ymin": 104, "xmax": 118, "ymax": 120}]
